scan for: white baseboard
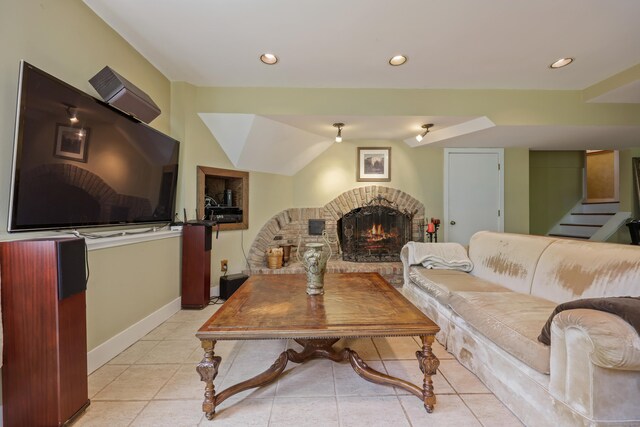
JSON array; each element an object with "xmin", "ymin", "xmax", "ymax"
[
  {"xmin": 211, "ymin": 285, "xmax": 219, "ymax": 297},
  {"xmin": 87, "ymin": 297, "xmax": 182, "ymax": 373}
]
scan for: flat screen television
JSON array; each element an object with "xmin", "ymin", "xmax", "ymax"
[{"xmin": 8, "ymin": 61, "xmax": 180, "ymax": 232}]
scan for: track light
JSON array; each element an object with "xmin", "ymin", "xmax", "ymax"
[
  {"xmin": 333, "ymin": 123, "xmax": 344, "ymax": 143},
  {"xmin": 416, "ymin": 123, "xmax": 434, "ymax": 142},
  {"xmin": 64, "ymin": 104, "xmax": 79, "ymax": 124}
]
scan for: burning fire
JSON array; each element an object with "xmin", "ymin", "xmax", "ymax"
[{"xmin": 365, "ymin": 223, "xmax": 398, "ymax": 242}]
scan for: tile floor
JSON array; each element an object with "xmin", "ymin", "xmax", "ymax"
[{"xmin": 74, "ymin": 304, "xmax": 523, "ymax": 427}]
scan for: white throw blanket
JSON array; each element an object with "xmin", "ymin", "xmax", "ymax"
[{"xmin": 400, "ymin": 241, "xmax": 473, "ymax": 286}]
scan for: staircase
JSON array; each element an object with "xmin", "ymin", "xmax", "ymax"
[{"xmin": 548, "ymin": 201, "xmax": 620, "ymax": 240}]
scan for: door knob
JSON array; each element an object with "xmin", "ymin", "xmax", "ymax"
[{"xmin": 450, "ymin": 220, "xmax": 456, "ymax": 225}]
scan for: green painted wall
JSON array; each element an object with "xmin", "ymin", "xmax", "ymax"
[
  {"xmin": 171, "ymin": 82, "xmax": 293, "ymax": 283},
  {"xmin": 608, "ymin": 148, "xmax": 640, "ymax": 243},
  {"xmin": 529, "ymin": 151, "xmax": 585, "ymax": 236},
  {"xmin": 291, "ymin": 141, "xmax": 529, "ymax": 236},
  {"xmin": 505, "ymin": 148, "xmax": 530, "ymax": 234},
  {"xmin": 0, "ymin": 0, "xmax": 178, "ymax": 353},
  {"xmin": 292, "ymin": 140, "xmax": 443, "ymax": 221},
  {"xmin": 195, "ymin": 87, "xmax": 640, "ymax": 126}
]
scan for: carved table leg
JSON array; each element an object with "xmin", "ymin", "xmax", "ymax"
[
  {"xmin": 196, "ymin": 339, "xmax": 221, "ymax": 420},
  {"xmin": 416, "ymin": 335, "xmax": 440, "ymax": 413}
]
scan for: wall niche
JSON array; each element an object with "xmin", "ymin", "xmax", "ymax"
[{"xmin": 197, "ymin": 166, "xmax": 248, "ymax": 231}]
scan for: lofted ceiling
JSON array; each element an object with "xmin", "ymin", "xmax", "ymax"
[{"xmin": 83, "ymin": 0, "xmax": 640, "ymax": 173}]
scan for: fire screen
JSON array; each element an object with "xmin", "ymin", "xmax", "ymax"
[{"xmin": 339, "ymin": 196, "xmax": 413, "ymax": 262}]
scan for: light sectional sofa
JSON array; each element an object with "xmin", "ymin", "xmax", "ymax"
[{"xmin": 401, "ymin": 231, "xmax": 640, "ymax": 427}]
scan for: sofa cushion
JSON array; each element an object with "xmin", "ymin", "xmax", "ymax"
[
  {"xmin": 449, "ymin": 291, "xmax": 556, "ymax": 374},
  {"xmin": 409, "ymin": 267, "xmax": 507, "ymax": 305},
  {"xmin": 468, "ymin": 231, "xmax": 556, "ymax": 294},
  {"xmin": 530, "ymin": 239, "xmax": 640, "ymax": 304}
]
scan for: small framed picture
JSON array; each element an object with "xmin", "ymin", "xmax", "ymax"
[
  {"xmin": 54, "ymin": 124, "xmax": 90, "ymax": 162},
  {"xmin": 357, "ymin": 147, "xmax": 391, "ymax": 182}
]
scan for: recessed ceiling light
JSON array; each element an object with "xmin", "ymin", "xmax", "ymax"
[
  {"xmin": 549, "ymin": 57, "xmax": 574, "ymax": 69},
  {"xmin": 260, "ymin": 53, "xmax": 278, "ymax": 65},
  {"xmin": 389, "ymin": 55, "xmax": 408, "ymax": 66}
]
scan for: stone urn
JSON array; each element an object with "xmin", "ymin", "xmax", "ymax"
[{"xmin": 297, "ymin": 234, "xmax": 332, "ymax": 296}]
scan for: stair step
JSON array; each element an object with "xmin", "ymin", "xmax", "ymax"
[
  {"xmin": 559, "ymin": 223, "xmax": 601, "ymax": 227},
  {"xmin": 548, "ymin": 233, "xmax": 590, "ymax": 239},
  {"xmin": 582, "ymin": 201, "xmax": 620, "ymax": 205},
  {"xmin": 555, "ymin": 224, "xmax": 597, "ymax": 237},
  {"xmin": 574, "ymin": 202, "xmax": 620, "ymax": 214},
  {"xmin": 571, "ymin": 212, "xmax": 615, "ymax": 216}
]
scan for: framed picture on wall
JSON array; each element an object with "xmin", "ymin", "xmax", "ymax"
[
  {"xmin": 54, "ymin": 124, "xmax": 90, "ymax": 162},
  {"xmin": 357, "ymin": 147, "xmax": 391, "ymax": 182}
]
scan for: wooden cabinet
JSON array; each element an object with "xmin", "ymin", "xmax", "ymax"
[
  {"xmin": 181, "ymin": 223, "xmax": 212, "ymax": 309},
  {"xmin": 0, "ymin": 238, "xmax": 89, "ymax": 427}
]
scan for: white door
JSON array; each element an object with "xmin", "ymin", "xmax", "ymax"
[{"xmin": 444, "ymin": 148, "xmax": 504, "ymax": 244}]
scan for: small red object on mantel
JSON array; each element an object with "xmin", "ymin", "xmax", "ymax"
[{"xmin": 426, "ymin": 218, "xmax": 440, "ymax": 243}]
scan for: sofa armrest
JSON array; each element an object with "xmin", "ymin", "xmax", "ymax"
[
  {"xmin": 549, "ymin": 308, "xmax": 640, "ymax": 419},
  {"xmin": 551, "ymin": 308, "xmax": 640, "ymax": 370}
]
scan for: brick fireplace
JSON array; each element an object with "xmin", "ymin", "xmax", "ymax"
[{"xmin": 245, "ymin": 186, "xmax": 424, "ymax": 286}]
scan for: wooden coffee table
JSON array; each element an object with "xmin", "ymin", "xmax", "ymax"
[{"xmin": 196, "ymin": 272, "xmax": 440, "ymax": 420}]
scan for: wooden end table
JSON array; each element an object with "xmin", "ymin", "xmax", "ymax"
[{"xmin": 196, "ymin": 273, "xmax": 440, "ymax": 420}]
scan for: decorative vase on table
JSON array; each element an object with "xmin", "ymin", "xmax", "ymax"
[{"xmin": 297, "ymin": 232, "xmax": 332, "ymax": 295}]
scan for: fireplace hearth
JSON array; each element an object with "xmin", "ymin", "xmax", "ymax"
[{"xmin": 339, "ymin": 195, "xmax": 414, "ymax": 262}]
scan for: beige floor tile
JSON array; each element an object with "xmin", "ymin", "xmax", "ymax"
[
  {"xmin": 333, "ymin": 361, "xmax": 394, "ymax": 396},
  {"xmin": 218, "ymin": 358, "xmax": 278, "ymax": 398},
  {"xmin": 88, "ymin": 364, "xmax": 128, "ymax": 398},
  {"xmin": 383, "ymin": 360, "xmax": 455, "ymax": 395},
  {"xmin": 130, "ymin": 399, "xmax": 204, "ymax": 426},
  {"xmin": 438, "ymin": 359, "xmax": 489, "ymax": 393},
  {"xmin": 166, "ymin": 306, "xmax": 218, "ymax": 323},
  {"xmin": 270, "ymin": 397, "xmax": 339, "ymax": 427},
  {"xmin": 399, "ymin": 394, "xmax": 482, "ymax": 426},
  {"xmin": 135, "ymin": 340, "xmax": 200, "ymax": 364},
  {"xmin": 461, "ymin": 394, "xmax": 524, "ymax": 426},
  {"xmin": 93, "ymin": 364, "xmax": 179, "ymax": 401},
  {"xmin": 108, "ymin": 340, "xmax": 160, "ymax": 365},
  {"xmin": 236, "ymin": 339, "xmax": 288, "ymax": 360},
  {"xmin": 414, "ymin": 336, "xmax": 455, "ymax": 360},
  {"xmin": 373, "ymin": 336, "xmax": 421, "ymax": 360},
  {"xmin": 200, "ymin": 397, "xmax": 273, "ymax": 426},
  {"xmin": 336, "ymin": 337, "xmax": 380, "ymax": 360},
  {"xmin": 155, "ymin": 364, "xmax": 216, "ymax": 400},
  {"xmin": 73, "ymin": 401, "xmax": 146, "ymax": 427},
  {"xmin": 337, "ymin": 396, "xmax": 410, "ymax": 427},
  {"xmin": 163, "ymin": 321, "xmax": 204, "ymax": 341},
  {"xmin": 141, "ymin": 321, "xmax": 183, "ymax": 340},
  {"xmin": 276, "ymin": 359, "xmax": 336, "ymax": 397}
]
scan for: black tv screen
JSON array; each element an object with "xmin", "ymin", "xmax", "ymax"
[{"xmin": 8, "ymin": 62, "xmax": 179, "ymax": 232}]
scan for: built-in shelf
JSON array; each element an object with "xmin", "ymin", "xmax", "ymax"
[{"xmin": 197, "ymin": 166, "xmax": 249, "ymax": 231}]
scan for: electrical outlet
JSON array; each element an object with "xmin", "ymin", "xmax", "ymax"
[{"xmin": 220, "ymin": 259, "xmax": 228, "ymax": 272}]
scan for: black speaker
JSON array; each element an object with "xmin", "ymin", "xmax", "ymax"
[
  {"xmin": 220, "ymin": 274, "xmax": 248, "ymax": 300},
  {"xmin": 204, "ymin": 225, "xmax": 212, "ymax": 251},
  {"xmin": 89, "ymin": 66, "xmax": 161, "ymax": 124},
  {"xmin": 56, "ymin": 238, "xmax": 87, "ymax": 300}
]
